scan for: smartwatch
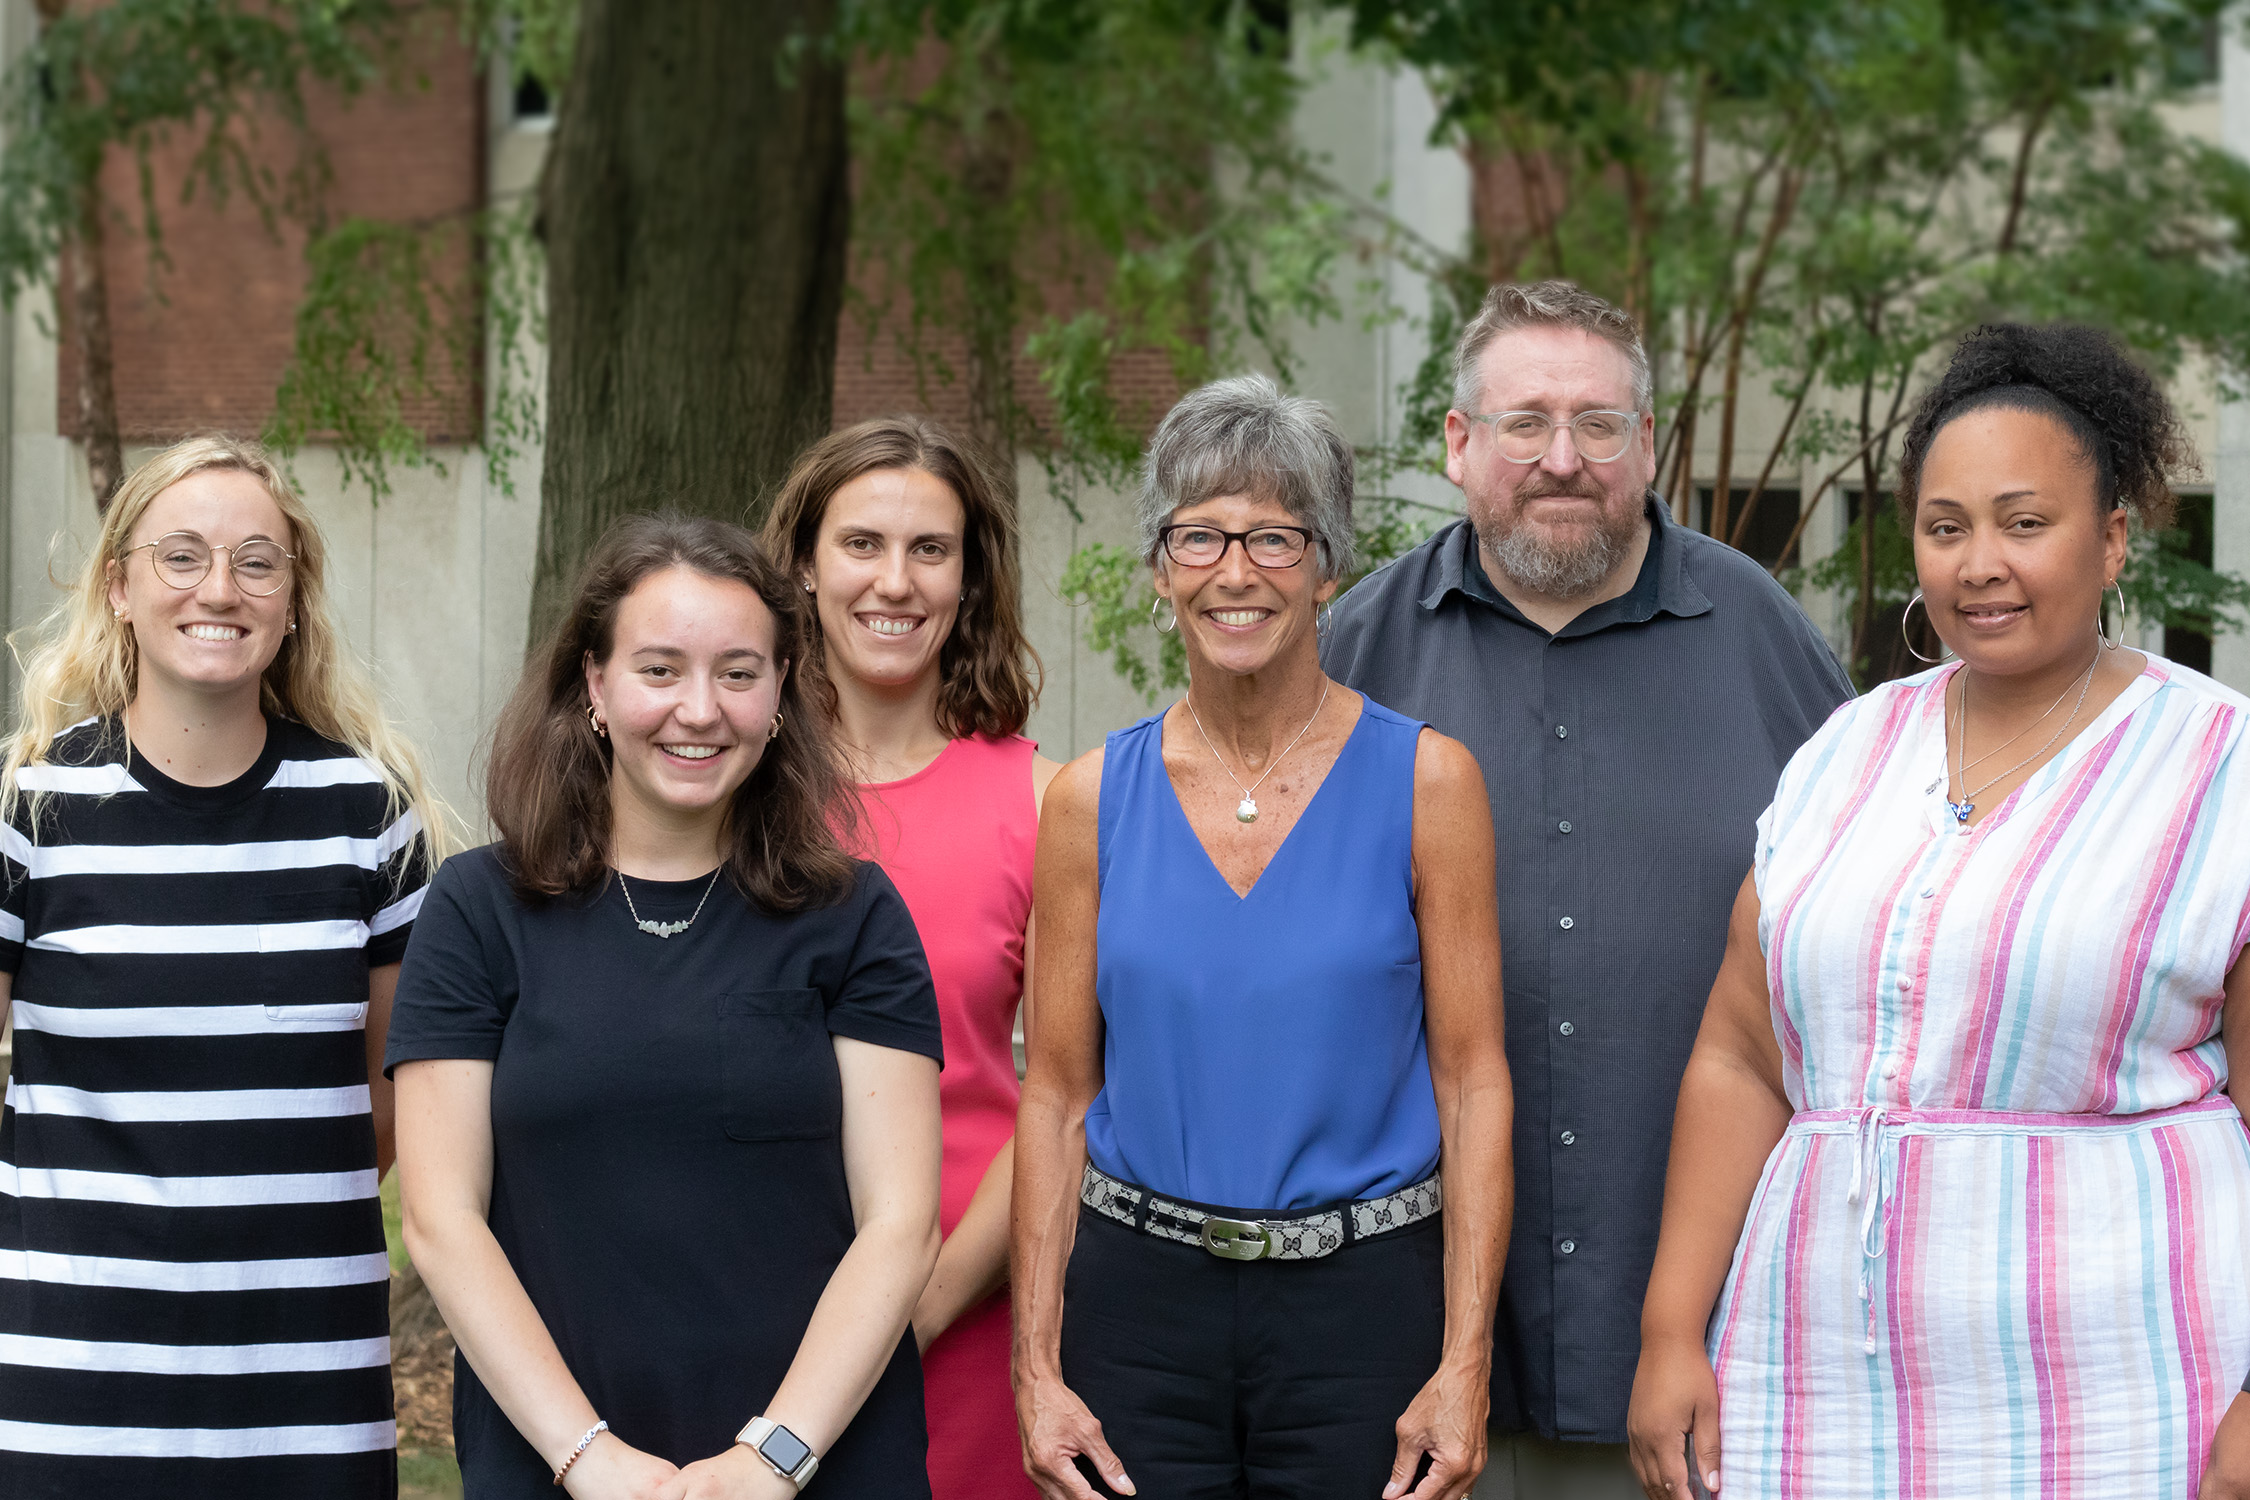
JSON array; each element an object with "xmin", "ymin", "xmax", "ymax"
[{"xmin": 736, "ymin": 1415, "xmax": 819, "ymax": 1490}]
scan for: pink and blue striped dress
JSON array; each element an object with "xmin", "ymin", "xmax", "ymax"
[{"xmin": 1712, "ymin": 656, "xmax": 2250, "ymax": 1498}]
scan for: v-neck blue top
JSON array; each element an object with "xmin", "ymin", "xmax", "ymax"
[{"xmin": 1084, "ymin": 697, "xmax": 1440, "ymax": 1211}]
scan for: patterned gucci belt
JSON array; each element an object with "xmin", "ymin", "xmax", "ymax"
[{"xmin": 1079, "ymin": 1163, "xmax": 1442, "ymax": 1262}]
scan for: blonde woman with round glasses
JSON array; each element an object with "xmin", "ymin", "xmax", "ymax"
[{"xmin": 0, "ymin": 436, "xmax": 448, "ymax": 1499}]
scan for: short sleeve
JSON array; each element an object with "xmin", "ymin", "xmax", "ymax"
[
  {"xmin": 0, "ymin": 796, "xmax": 30, "ymax": 975},
  {"xmin": 383, "ymin": 851, "xmax": 517, "ymax": 1076},
  {"xmin": 364, "ymin": 803, "xmax": 436, "ymax": 968},
  {"xmin": 828, "ymin": 863, "xmax": 944, "ymax": 1065}
]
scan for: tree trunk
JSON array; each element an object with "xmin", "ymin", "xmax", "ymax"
[
  {"xmin": 65, "ymin": 178, "xmax": 124, "ymax": 512},
  {"xmin": 36, "ymin": 0, "xmax": 124, "ymax": 512},
  {"xmin": 530, "ymin": 0, "xmax": 848, "ymax": 645},
  {"xmin": 957, "ymin": 42, "xmax": 1018, "ymax": 463}
]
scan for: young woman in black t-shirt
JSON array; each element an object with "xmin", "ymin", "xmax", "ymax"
[{"xmin": 388, "ymin": 516, "xmax": 944, "ymax": 1499}]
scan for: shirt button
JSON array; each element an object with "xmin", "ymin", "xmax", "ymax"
[
  {"xmin": 1883, "ymin": 1064, "xmax": 1899, "ymax": 1080},
  {"xmin": 1556, "ymin": 724, "xmax": 1569, "ymax": 739},
  {"xmin": 1559, "ymin": 916, "xmax": 1574, "ymax": 930},
  {"xmin": 1560, "ymin": 1130, "xmax": 1576, "ymax": 1145},
  {"xmin": 1558, "ymin": 820, "xmax": 1573, "ymax": 834},
  {"xmin": 1920, "ymin": 888, "xmax": 1935, "ymax": 899},
  {"xmin": 1897, "ymin": 975, "xmax": 1913, "ymax": 990},
  {"xmin": 1559, "ymin": 1239, "xmax": 1577, "ymax": 1254},
  {"xmin": 1558, "ymin": 1021, "xmax": 1575, "ymax": 1036}
]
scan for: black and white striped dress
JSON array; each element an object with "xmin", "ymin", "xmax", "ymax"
[{"xmin": 0, "ymin": 716, "xmax": 428, "ymax": 1499}]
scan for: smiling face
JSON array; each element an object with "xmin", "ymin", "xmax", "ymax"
[
  {"xmin": 586, "ymin": 566, "xmax": 787, "ymax": 835},
  {"xmin": 105, "ymin": 468, "xmax": 295, "ymax": 707},
  {"xmin": 1445, "ymin": 325, "xmax": 1655, "ymax": 598},
  {"xmin": 804, "ymin": 466, "xmax": 966, "ymax": 693},
  {"xmin": 1154, "ymin": 491, "xmax": 1336, "ymax": 680},
  {"xmin": 1913, "ymin": 405, "xmax": 2128, "ymax": 677}
]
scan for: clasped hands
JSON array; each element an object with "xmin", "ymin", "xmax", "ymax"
[{"xmin": 559, "ymin": 1429, "xmax": 798, "ymax": 1500}]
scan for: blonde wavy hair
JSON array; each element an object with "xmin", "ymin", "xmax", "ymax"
[{"xmin": 0, "ymin": 435, "xmax": 454, "ymax": 858}]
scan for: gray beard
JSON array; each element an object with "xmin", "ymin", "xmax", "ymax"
[{"xmin": 1478, "ymin": 514, "xmax": 1635, "ymax": 600}]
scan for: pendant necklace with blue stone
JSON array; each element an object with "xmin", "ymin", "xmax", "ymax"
[
  {"xmin": 1185, "ymin": 679, "xmax": 1329, "ymax": 825},
  {"xmin": 1943, "ymin": 650, "xmax": 2097, "ymax": 833}
]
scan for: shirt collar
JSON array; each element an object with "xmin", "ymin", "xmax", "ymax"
[{"xmin": 1421, "ymin": 492, "xmax": 1713, "ymax": 636}]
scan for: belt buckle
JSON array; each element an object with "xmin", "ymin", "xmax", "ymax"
[{"xmin": 1199, "ymin": 1215, "xmax": 1271, "ymax": 1261}]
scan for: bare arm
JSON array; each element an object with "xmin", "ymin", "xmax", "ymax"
[
  {"xmin": 2197, "ymin": 952, "xmax": 2250, "ymax": 1500},
  {"xmin": 1626, "ymin": 872, "xmax": 1793, "ymax": 1498},
  {"xmin": 908, "ymin": 752, "xmax": 1062, "ymax": 1351},
  {"xmin": 364, "ymin": 963, "xmax": 398, "ymax": 1180},
  {"xmin": 1387, "ymin": 731, "xmax": 1512, "ymax": 1500},
  {"xmin": 1012, "ymin": 751, "xmax": 1136, "ymax": 1499},
  {"xmin": 915, "ymin": 1135, "xmax": 1015, "ymax": 1352},
  {"xmin": 396, "ymin": 1059, "xmax": 681, "ymax": 1499},
  {"xmin": 663, "ymin": 1037, "xmax": 943, "ymax": 1499}
]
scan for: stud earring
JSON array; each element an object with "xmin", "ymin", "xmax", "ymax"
[{"xmin": 587, "ymin": 703, "xmax": 608, "ymax": 738}]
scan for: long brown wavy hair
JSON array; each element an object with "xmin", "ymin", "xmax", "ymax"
[
  {"xmin": 485, "ymin": 513, "xmax": 855, "ymax": 910},
  {"xmin": 761, "ymin": 415, "xmax": 1040, "ymax": 739}
]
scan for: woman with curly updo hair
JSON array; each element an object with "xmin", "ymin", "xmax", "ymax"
[{"xmin": 1629, "ymin": 324, "xmax": 2250, "ymax": 1498}]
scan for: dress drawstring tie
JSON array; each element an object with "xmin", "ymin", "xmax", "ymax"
[{"xmin": 1845, "ymin": 1106, "xmax": 1896, "ymax": 1355}]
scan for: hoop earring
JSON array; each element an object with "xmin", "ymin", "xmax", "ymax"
[
  {"xmin": 587, "ymin": 702, "xmax": 608, "ymax": 739},
  {"xmin": 768, "ymin": 711, "xmax": 784, "ymax": 742},
  {"xmin": 1317, "ymin": 604, "xmax": 1335, "ymax": 644},
  {"xmin": 2101, "ymin": 579, "xmax": 2125, "ymax": 650},
  {"xmin": 1149, "ymin": 595, "xmax": 1176, "ymax": 634},
  {"xmin": 1901, "ymin": 591, "xmax": 1949, "ymax": 665}
]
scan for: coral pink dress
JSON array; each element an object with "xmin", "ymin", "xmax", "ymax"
[{"xmin": 855, "ymin": 733, "xmax": 1040, "ymax": 1499}]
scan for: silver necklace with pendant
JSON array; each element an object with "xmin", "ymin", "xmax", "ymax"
[
  {"xmin": 619, "ymin": 867, "xmax": 722, "ymax": 938},
  {"xmin": 1184, "ymin": 680, "xmax": 1329, "ymax": 824},
  {"xmin": 1939, "ymin": 651, "xmax": 2097, "ymax": 832},
  {"xmin": 1922, "ymin": 664, "xmax": 2088, "ymax": 795}
]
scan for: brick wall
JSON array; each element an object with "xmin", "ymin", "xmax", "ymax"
[
  {"xmin": 58, "ymin": 34, "xmax": 483, "ymax": 444},
  {"xmin": 58, "ymin": 34, "xmax": 1181, "ymax": 454}
]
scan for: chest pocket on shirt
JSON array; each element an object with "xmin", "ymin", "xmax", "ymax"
[
  {"xmin": 719, "ymin": 989, "xmax": 841, "ymax": 1141},
  {"xmin": 259, "ymin": 890, "xmax": 371, "ymax": 1025}
]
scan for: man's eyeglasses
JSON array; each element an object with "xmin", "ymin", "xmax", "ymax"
[
  {"xmin": 1465, "ymin": 409, "xmax": 1639, "ymax": 465},
  {"xmin": 125, "ymin": 533, "xmax": 295, "ymax": 596},
  {"xmin": 1158, "ymin": 524, "xmax": 1316, "ymax": 569}
]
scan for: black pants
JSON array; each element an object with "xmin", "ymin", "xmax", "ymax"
[{"xmin": 1059, "ymin": 1207, "xmax": 1445, "ymax": 1500}]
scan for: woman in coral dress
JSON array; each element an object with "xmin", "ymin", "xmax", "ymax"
[{"xmin": 767, "ymin": 416, "xmax": 1056, "ymax": 1499}]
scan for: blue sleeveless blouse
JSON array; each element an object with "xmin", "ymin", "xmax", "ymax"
[{"xmin": 1084, "ymin": 697, "xmax": 1441, "ymax": 1211}]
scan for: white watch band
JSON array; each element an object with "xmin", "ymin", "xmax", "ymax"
[{"xmin": 736, "ymin": 1415, "xmax": 819, "ymax": 1489}]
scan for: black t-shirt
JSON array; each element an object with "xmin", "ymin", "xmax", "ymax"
[{"xmin": 384, "ymin": 845, "xmax": 942, "ymax": 1496}]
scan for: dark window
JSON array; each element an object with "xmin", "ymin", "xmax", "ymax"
[
  {"xmin": 514, "ymin": 72, "xmax": 551, "ymax": 122},
  {"xmin": 1698, "ymin": 485, "xmax": 1802, "ymax": 569},
  {"xmin": 2164, "ymin": 490, "xmax": 2215, "ymax": 674}
]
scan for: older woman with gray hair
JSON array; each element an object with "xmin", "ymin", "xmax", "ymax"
[{"xmin": 1011, "ymin": 374, "xmax": 1514, "ymax": 1500}]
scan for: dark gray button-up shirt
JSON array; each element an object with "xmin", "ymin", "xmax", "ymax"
[{"xmin": 1321, "ymin": 500, "xmax": 1853, "ymax": 1442}]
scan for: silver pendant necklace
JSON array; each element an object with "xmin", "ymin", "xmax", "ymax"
[
  {"xmin": 1184, "ymin": 680, "xmax": 1329, "ymax": 824},
  {"xmin": 619, "ymin": 867, "xmax": 722, "ymax": 938},
  {"xmin": 1943, "ymin": 651, "xmax": 2098, "ymax": 832},
  {"xmin": 1924, "ymin": 665, "xmax": 2089, "ymax": 793}
]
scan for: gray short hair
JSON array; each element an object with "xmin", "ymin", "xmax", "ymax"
[
  {"xmin": 1452, "ymin": 280, "xmax": 1652, "ymax": 417},
  {"xmin": 1138, "ymin": 374, "xmax": 1357, "ymax": 579}
]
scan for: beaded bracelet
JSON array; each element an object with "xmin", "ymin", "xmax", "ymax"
[{"xmin": 552, "ymin": 1420, "xmax": 608, "ymax": 1487}]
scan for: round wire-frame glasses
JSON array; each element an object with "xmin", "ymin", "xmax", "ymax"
[
  {"xmin": 126, "ymin": 532, "xmax": 296, "ymax": 596},
  {"xmin": 1466, "ymin": 409, "xmax": 1639, "ymax": 464}
]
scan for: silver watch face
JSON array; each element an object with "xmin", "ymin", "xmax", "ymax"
[{"xmin": 759, "ymin": 1424, "xmax": 813, "ymax": 1476}]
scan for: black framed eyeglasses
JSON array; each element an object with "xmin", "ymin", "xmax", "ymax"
[
  {"xmin": 126, "ymin": 532, "xmax": 296, "ymax": 596},
  {"xmin": 1158, "ymin": 523, "xmax": 1316, "ymax": 569}
]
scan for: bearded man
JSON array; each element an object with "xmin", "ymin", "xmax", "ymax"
[{"xmin": 1322, "ymin": 280, "xmax": 1852, "ymax": 1500}]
